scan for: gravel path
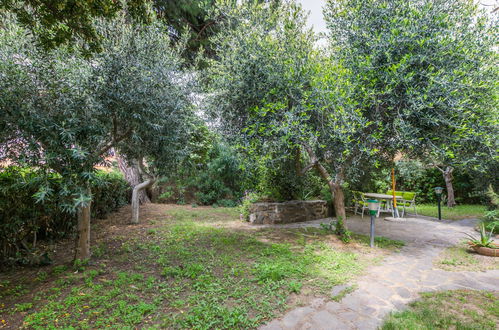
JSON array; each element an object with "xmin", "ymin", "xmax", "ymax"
[{"xmin": 260, "ymin": 215, "xmax": 499, "ymax": 330}]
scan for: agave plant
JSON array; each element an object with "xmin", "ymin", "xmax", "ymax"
[{"xmin": 464, "ymin": 223, "xmax": 498, "ymax": 249}]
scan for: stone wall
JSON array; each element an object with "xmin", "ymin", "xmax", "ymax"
[{"xmin": 249, "ymin": 200, "xmax": 328, "ymax": 225}]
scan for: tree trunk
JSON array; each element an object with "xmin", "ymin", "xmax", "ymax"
[
  {"xmin": 131, "ymin": 179, "xmax": 156, "ymax": 224},
  {"xmin": 443, "ymin": 166, "xmax": 456, "ymax": 207},
  {"xmin": 75, "ymin": 198, "xmax": 91, "ymax": 261},
  {"xmin": 117, "ymin": 155, "xmax": 151, "ymax": 204},
  {"xmin": 300, "ymin": 143, "xmax": 348, "ymax": 235},
  {"xmin": 332, "ymin": 182, "xmax": 348, "ymax": 234}
]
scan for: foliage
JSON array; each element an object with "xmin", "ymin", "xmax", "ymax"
[
  {"xmin": 481, "ymin": 186, "xmax": 499, "ymax": 234},
  {"xmin": 481, "ymin": 210, "xmax": 499, "ymax": 235},
  {"xmin": 394, "ymin": 161, "xmax": 484, "ymax": 204},
  {"xmin": 190, "ymin": 143, "xmax": 246, "ymax": 205},
  {"xmin": 0, "ymin": 167, "xmax": 129, "ymax": 263},
  {"xmin": 93, "ymin": 17, "xmax": 195, "ymax": 180},
  {"xmin": 464, "ymin": 223, "xmax": 497, "ymax": 249},
  {"xmin": 153, "ymin": 0, "xmax": 222, "ymax": 64},
  {"xmin": 0, "ymin": 0, "xmax": 153, "ymax": 54},
  {"xmin": 382, "ymin": 290, "xmax": 499, "ymax": 330},
  {"xmin": 158, "ymin": 139, "xmax": 248, "ymax": 206},
  {"xmin": 325, "ymin": 0, "xmax": 498, "ymax": 162},
  {"xmin": 239, "ymin": 192, "xmax": 262, "ymax": 220},
  {"xmin": 153, "ymin": 0, "xmax": 282, "ymax": 64}
]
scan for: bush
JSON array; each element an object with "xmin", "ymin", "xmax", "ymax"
[
  {"xmin": 190, "ymin": 143, "xmax": 246, "ymax": 205},
  {"xmin": 480, "ymin": 186, "xmax": 499, "ymax": 234},
  {"xmin": 239, "ymin": 192, "xmax": 261, "ymax": 220},
  {"xmin": 0, "ymin": 167, "xmax": 130, "ymax": 263}
]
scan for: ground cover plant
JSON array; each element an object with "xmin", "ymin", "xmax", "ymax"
[
  {"xmin": 0, "ymin": 205, "xmax": 401, "ymax": 329},
  {"xmin": 434, "ymin": 243, "xmax": 499, "ymax": 272},
  {"xmin": 382, "ymin": 290, "xmax": 499, "ymax": 329},
  {"xmin": 415, "ymin": 204, "xmax": 487, "ymax": 220}
]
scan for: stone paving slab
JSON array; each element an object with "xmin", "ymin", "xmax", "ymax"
[{"xmin": 259, "ymin": 215, "xmax": 499, "ymax": 330}]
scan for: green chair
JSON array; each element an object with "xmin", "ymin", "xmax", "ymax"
[
  {"xmin": 386, "ymin": 190, "xmax": 404, "ymax": 197},
  {"xmin": 352, "ymin": 191, "xmax": 369, "ymax": 218},
  {"xmin": 399, "ymin": 192, "xmax": 417, "ymax": 216}
]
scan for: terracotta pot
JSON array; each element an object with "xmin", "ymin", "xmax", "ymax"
[{"xmin": 472, "ymin": 246, "xmax": 499, "ymax": 257}]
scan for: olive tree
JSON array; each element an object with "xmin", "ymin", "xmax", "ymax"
[
  {"xmin": 0, "ymin": 16, "xmax": 194, "ymax": 260},
  {"xmin": 324, "ymin": 0, "xmax": 498, "ymax": 206},
  {"xmin": 205, "ymin": 2, "xmax": 372, "ymax": 235},
  {"xmin": 91, "ymin": 20, "xmax": 195, "ymax": 224}
]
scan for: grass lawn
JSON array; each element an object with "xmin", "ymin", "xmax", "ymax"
[
  {"xmin": 0, "ymin": 204, "xmax": 402, "ymax": 329},
  {"xmin": 414, "ymin": 204, "xmax": 487, "ymax": 220},
  {"xmin": 434, "ymin": 242, "xmax": 499, "ymax": 272},
  {"xmin": 382, "ymin": 290, "xmax": 499, "ymax": 329}
]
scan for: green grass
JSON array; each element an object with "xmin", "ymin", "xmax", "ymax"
[
  {"xmin": 350, "ymin": 233, "xmax": 405, "ymax": 250},
  {"xmin": 0, "ymin": 206, "xmax": 391, "ymax": 329},
  {"xmin": 434, "ymin": 243, "xmax": 499, "ymax": 272},
  {"xmin": 415, "ymin": 204, "xmax": 487, "ymax": 220},
  {"xmin": 382, "ymin": 290, "xmax": 499, "ymax": 329}
]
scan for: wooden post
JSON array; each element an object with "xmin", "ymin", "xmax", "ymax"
[{"xmin": 391, "ymin": 168, "xmax": 399, "ymax": 218}]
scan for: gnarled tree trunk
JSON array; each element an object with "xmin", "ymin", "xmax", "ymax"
[
  {"xmin": 131, "ymin": 179, "xmax": 156, "ymax": 224},
  {"xmin": 75, "ymin": 190, "xmax": 91, "ymax": 260},
  {"xmin": 301, "ymin": 143, "xmax": 348, "ymax": 234},
  {"xmin": 332, "ymin": 182, "xmax": 347, "ymax": 231},
  {"xmin": 443, "ymin": 166, "xmax": 456, "ymax": 207},
  {"xmin": 117, "ymin": 155, "xmax": 151, "ymax": 204}
]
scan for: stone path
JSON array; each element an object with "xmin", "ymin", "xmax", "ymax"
[{"xmin": 260, "ymin": 215, "xmax": 499, "ymax": 330}]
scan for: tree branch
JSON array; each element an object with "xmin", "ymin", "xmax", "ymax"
[
  {"xmin": 300, "ymin": 143, "xmax": 335, "ymax": 188},
  {"xmin": 95, "ymin": 128, "xmax": 133, "ymax": 157},
  {"xmin": 435, "ymin": 165, "xmax": 444, "ymax": 173},
  {"xmin": 301, "ymin": 162, "xmax": 316, "ymax": 175},
  {"xmin": 137, "ymin": 157, "xmax": 154, "ymax": 179}
]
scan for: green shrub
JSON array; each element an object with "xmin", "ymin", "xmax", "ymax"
[
  {"xmin": 0, "ymin": 167, "xmax": 130, "ymax": 263},
  {"xmin": 190, "ymin": 143, "xmax": 245, "ymax": 205},
  {"xmin": 481, "ymin": 210, "xmax": 499, "ymax": 234},
  {"xmin": 239, "ymin": 193, "xmax": 261, "ymax": 221}
]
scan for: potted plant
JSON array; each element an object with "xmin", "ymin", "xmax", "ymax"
[{"xmin": 465, "ymin": 224, "xmax": 498, "ymax": 257}]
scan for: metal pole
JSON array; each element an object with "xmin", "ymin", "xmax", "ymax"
[
  {"xmin": 370, "ymin": 213, "xmax": 375, "ymax": 247},
  {"xmin": 437, "ymin": 195, "xmax": 441, "ymax": 220}
]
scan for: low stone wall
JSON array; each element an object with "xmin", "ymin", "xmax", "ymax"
[{"xmin": 249, "ymin": 200, "xmax": 328, "ymax": 225}]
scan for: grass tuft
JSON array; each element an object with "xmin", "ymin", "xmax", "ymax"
[{"xmin": 382, "ymin": 290, "xmax": 499, "ymax": 329}]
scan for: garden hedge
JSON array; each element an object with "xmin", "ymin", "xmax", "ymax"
[{"xmin": 0, "ymin": 167, "xmax": 130, "ymax": 263}]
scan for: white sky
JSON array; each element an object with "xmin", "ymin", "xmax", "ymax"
[
  {"xmin": 295, "ymin": 0, "xmax": 328, "ymax": 34},
  {"xmin": 296, "ymin": 0, "xmax": 498, "ymax": 36}
]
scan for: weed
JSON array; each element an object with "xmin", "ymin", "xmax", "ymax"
[
  {"xmin": 14, "ymin": 302, "xmax": 33, "ymax": 312},
  {"xmin": 288, "ymin": 281, "xmax": 302, "ymax": 294},
  {"xmin": 35, "ymin": 271, "xmax": 48, "ymax": 282},
  {"xmin": 73, "ymin": 258, "xmax": 89, "ymax": 272},
  {"xmin": 331, "ymin": 285, "xmax": 357, "ymax": 301},
  {"xmin": 51, "ymin": 265, "xmax": 67, "ymax": 275},
  {"xmin": 92, "ymin": 243, "xmax": 107, "ymax": 257}
]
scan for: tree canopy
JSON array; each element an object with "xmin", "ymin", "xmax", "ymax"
[
  {"xmin": 325, "ymin": 0, "xmax": 498, "ymax": 159},
  {"xmin": 1, "ymin": 0, "xmax": 153, "ymax": 53}
]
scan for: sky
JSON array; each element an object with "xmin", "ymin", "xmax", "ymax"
[
  {"xmin": 296, "ymin": 0, "xmax": 498, "ymax": 36},
  {"xmin": 295, "ymin": 0, "xmax": 328, "ymax": 34}
]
